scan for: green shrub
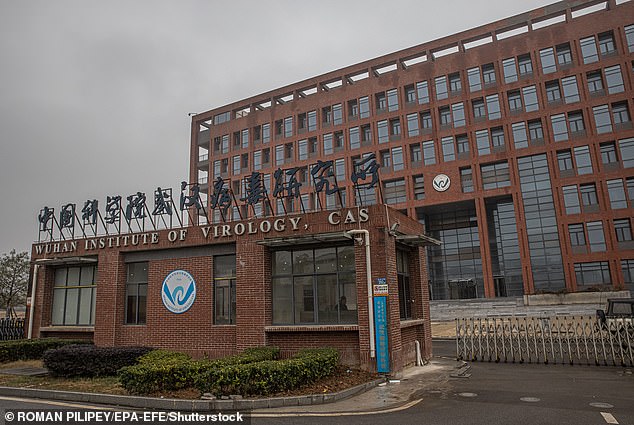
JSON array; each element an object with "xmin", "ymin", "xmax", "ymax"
[
  {"xmin": 0, "ymin": 338, "xmax": 92, "ymax": 363},
  {"xmin": 194, "ymin": 348, "xmax": 339, "ymax": 396},
  {"xmin": 43, "ymin": 345, "xmax": 153, "ymax": 377},
  {"xmin": 119, "ymin": 346, "xmax": 279, "ymax": 394}
]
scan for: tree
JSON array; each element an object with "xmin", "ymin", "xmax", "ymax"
[{"xmin": 0, "ymin": 250, "xmax": 30, "ymax": 318}]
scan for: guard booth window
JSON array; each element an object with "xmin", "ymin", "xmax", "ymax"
[
  {"xmin": 214, "ymin": 255, "xmax": 236, "ymax": 325},
  {"xmin": 397, "ymin": 249, "xmax": 412, "ymax": 320},
  {"xmin": 52, "ymin": 265, "xmax": 97, "ymax": 326}
]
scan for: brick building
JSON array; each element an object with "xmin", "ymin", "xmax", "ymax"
[{"xmin": 191, "ymin": 0, "xmax": 634, "ymax": 300}]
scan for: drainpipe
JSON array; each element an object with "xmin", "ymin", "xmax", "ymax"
[
  {"xmin": 27, "ymin": 264, "xmax": 40, "ymax": 340},
  {"xmin": 345, "ymin": 229, "xmax": 375, "ymax": 359}
]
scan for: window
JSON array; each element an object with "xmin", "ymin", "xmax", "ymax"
[
  {"xmin": 448, "ymin": 73, "xmax": 462, "ymax": 94},
  {"xmin": 397, "ymin": 250, "xmax": 412, "ymax": 320},
  {"xmin": 377, "ymin": 120, "xmax": 389, "ymax": 143},
  {"xmin": 359, "ymin": 96, "xmax": 370, "ymax": 118},
  {"xmin": 575, "ymin": 262, "xmax": 611, "ymax": 286},
  {"xmin": 386, "ymin": 89, "xmax": 399, "ymax": 112},
  {"xmin": 421, "ymin": 111, "xmax": 433, "ymax": 131},
  {"xmin": 262, "ymin": 123, "xmax": 270, "ymax": 143},
  {"xmin": 406, "ymin": 113, "xmax": 419, "ymax": 137},
  {"xmin": 618, "ymin": 138, "xmax": 634, "ymax": 168},
  {"xmin": 598, "ymin": 31, "xmax": 616, "ymax": 57},
  {"xmin": 612, "ymin": 102, "xmax": 631, "ymax": 127},
  {"xmin": 52, "ymin": 265, "xmax": 97, "ymax": 326},
  {"xmin": 486, "ymin": 94, "xmax": 501, "ymax": 119},
  {"xmin": 460, "ymin": 167, "xmax": 474, "ymax": 193},
  {"xmin": 539, "ymin": 47, "xmax": 556, "ymax": 74},
  {"xmin": 441, "ymin": 137, "xmax": 455, "ymax": 162},
  {"xmin": 349, "ymin": 127, "xmax": 360, "ymax": 150},
  {"xmin": 580, "ymin": 183, "xmax": 598, "ymax": 210},
  {"xmin": 323, "ymin": 133, "xmax": 333, "ymax": 155},
  {"xmin": 457, "ymin": 134, "xmax": 470, "ymax": 155},
  {"xmin": 481, "ymin": 161, "xmax": 510, "ymax": 189},
  {"xmin": 467, "ymin": 67, "xmax": 482, "ymax": 92},
  {"xmin": 472, "ymin": 98, "xmax": 485, "ymax": 119},
  {"xmin": 439, "ymin": 107, "xmax": 452, "ymax": 127},
  {"xmin": 508, "ymin": 90, "xmax": 522, "ymax": 112},
  {"xmin": 452, "ymin": 103, "xmax": 466, "ymax": 127},
  {"xmin": 392, "ymin": 147, "xmax": 404, "ymax": 171},
  {"xmin": 380, "ymin": 149, "xmax": 391, "ymax": 170},
  {"xmin": 568, "ymin": 224, "xmax": 586, "ymax": 248},
  {"xmin": 600, "ymin": 142, "xmax": 618, "ymax": 166},
  {"xmin": 605, "ymin": 65, "xmax": 624, "ymax": 94},
  {"xmin": 482, "ymin": 63, "xmax": 496, "ymax": 85},
  {"xmin": 383, "ymin": 179, "xmax": 406, "ymax": 204},
  {"xmin": 561, "ymin": 76, "xmax": 579, "ymax": 103},
  {"xmin": 545, "ymin": 80, "xmax": 562, "ymax": 103},
  {"xmin": 562, "ymin": 185, "xmax": 581, "ymax": 214},
  {"xmin": 624, "ymin": 259, "xmax": 634, "ymax": 290},
  {"xmin": 125, "ymin": 263, "xmax": 146, "ymax": 325},
  {"xmin": 413, "ymin": 175, "xmax": 425, "ymax": 200},
  {"xmin": 573, "ymin": 146, "xmax": 593, "ymax": 175},
  {"xmin": 214, "ymin": 255, "xmax": 236, "ymax": 325},
  {"xmin": 375, "ymin": 93, "xmax": 386, "ymax": 112},
  {"xmin": 587, "ymin": 71, "xmax": 604, "ymax": 95},
  {"xmin": 390, "ymin": 118, "xmax": 401, "ymax": 139},
  {"xmin": 332, "ymin": 104, "xmax": 343, "ymax": 125},
  {"xmin": 586, "ymin": 221, "xmax": 606, "ymax": 252},
  {"xmin": 615, "ymin": 219, "xmax": 633, "ymax": 243},
  {"xmin": 556, "ymin": 43, "xmax": 573, "ymax": 66},
  {"xmin": 592, "ymin": 105, "xmax": 612, "ymax": 134},
  {"xmin": 626, "ymin": 24, "xmax": 634, "ymax": 53},
  {"xmin": 607, "ymin": 179, "xmax": 627, "ymax": 209},
  {"xmin": 422, "ymin": 140, "xmax": 436, "ymax": 165},
  {"xmin": 284, "ymin": 117, "xmax": 293, "ymax": 138},
  {"xmin": 361, "ymin": 125, "xmax": 371, "ymax": 144},
  {"xmin": 580, "ymin": 36, "xmax": 599, "ymax": 64},
  {"xmin": 435, "ymin": 76, "xmax": 448, "ymax": 100},
  {"xmin": 551, "ymin": 114, "xmax": 568, "ymax": 142},
  {"xmin": 491, "ymin": 127, "xmax": 505, "ymax": 149},
  {"xmin": 522, "ymin": 86, "xmax": 539, "ymax": 112},
  {"xmin": 232, "ymin": 155, "xmax": 240, "ymax": 176},
  {"xmin": 503, "ymin": 58, "xmax": 517, "ymax": 83},
  {"xmin": 557, "ymin": 150, "xmax": 574, "ymax": 173},
  {"xmin": 404, "ymin": 85, "xmax": 416, "ymax": 104},
  {"xmin": 410, "ymin": 143, "xmax": 422, "ymax": 164},
  {"xmin": 528, "ymin": 120, "xmax": 544, "ymax": 144},
  {"xmin": 511, "ymin": 122, "xmax": 528, "ymax": 149},
  {"xmin": 518, "ymin": 54, "xmax": 532, "ymax": 76},
  {"xmin": 348, "ymin": 100, "xmax": 358, "ymax": 119},
  {"xmin": 568, "ymin": 111, "xmax": 585, "ymax": 135},
  {"xmin": 272, "ymin": 246, "xmax": 357, "ymax": 325},
  {"xmin": 476, "ymin": 129, "xmax": 491, "ymax": 155},
  {"xmin": 416, "ymin": 81, "xmax": 430, "ymax": 104}
]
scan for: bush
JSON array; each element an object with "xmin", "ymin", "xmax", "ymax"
[
  {"xmin": 119, "ymin": 346, "xmax": 280, "ymax": 394},
  {"xmin": 43, "ymin": 345, "xmax": 153, "ymax": 377},
  {"xmin": 194, "ymin": 348, "xmax": 339, "ymax": 397},
  {"xmin": 0, "ymin": 338, "xmax": 92, "ymax": 363}
]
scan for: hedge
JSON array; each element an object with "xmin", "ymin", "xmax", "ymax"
[
  {"xmin": 194, "ymin": 348, "xmax": 340, "ymax": 397},
  {"xmin": 118, "ymin": 347, "xmax": 280, "ymax": 394},
  {"xmin": 0, "ymin": 338, "xmax": 92, "ymax": 363},
  {"xmin": 43, "ymin": 345, "xmax": 154, "ymax": 377}
]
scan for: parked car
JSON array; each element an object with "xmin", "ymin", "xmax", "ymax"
[{"xmin": 596, "ymin": 298, "xmax": 634, "ymax": 348}]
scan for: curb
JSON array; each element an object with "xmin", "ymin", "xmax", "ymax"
[{"xmin": 0, "ymin": 378, "xmax": 386, "ymax": 412}]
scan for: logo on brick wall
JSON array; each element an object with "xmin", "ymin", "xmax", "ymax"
[
  {"xmin": 432, "ymin": 174, "xmax": 451, "ymax": 192},
  {"xmin": 162, "ymin": 270, "xmax": 196, "ymax": 314}
]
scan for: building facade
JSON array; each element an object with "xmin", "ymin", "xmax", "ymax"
[{"xmin": 191, "ymin": 0, "xmax": 634, "ymax": 300}]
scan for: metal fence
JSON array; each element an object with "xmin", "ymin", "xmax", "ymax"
[
  {"xmin": 456, "ymin": 316, "xmax": 633, "ymax": 367},
  {"xmin": 0, "ymin": 318, "xmax": 25, "ymax": 341}
]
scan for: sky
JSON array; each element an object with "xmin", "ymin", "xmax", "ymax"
[{"xmin": 0, "ymin": 0, "xmax": 554, "ymax": 255}]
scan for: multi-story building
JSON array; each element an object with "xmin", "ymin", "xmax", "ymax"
[{"xmin": 191, "ymin": 0, "xmax": 634, "ymax": 301}]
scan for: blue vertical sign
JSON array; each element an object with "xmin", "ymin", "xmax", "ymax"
[{"xmin": 373, "ymin": 290, "xmax": 389, "ymax": 373}]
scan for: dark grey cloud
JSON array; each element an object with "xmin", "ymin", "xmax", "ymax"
[{"xmin": 0, "ymin": 0, "xmax": 552, "ymax": 254}]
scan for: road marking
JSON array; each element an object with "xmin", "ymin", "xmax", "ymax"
[
  {"xmin": 458, "ymin": 392, "xmax": 478, "ymax": 398},
  {"xmin": 601, "ymin": 412, "xmax": 619, "ymax": 424},
  {"xmin": 0, "ymin": 395, "xmax": 119, "ymax": 410},
  {"xmin": 251, "ymin": 398, "xmax": 423, "ymax": 417},
  {"xmin": 520, "ymin": 397, "xmax": 540, "ymax": 402},
  {"xmin": 591, "ymin": 402, "xmax": 614, "ymax": 409}
]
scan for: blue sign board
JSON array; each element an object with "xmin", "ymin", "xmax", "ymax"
[
  {"xmin": 161, "ymin": 270, "xmax": 197, "ymax": 314},
  {"xmin": 373, "ymin": 296, "xmax": 390, "ymax": 373}
]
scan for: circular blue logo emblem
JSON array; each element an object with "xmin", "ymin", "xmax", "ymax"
[{"xmin": 161, "ymin": 270, "xmax": 196, "ymax": 314}]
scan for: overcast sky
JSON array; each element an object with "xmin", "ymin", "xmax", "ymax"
[{"xmin": 0, "ymin": 0, "xmax": 553, "ymax": 255}]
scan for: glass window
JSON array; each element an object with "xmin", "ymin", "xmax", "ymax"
[
  {"xmin": 457, "ymin": 134, "xmax": 470, "ymax": 154},
  {"xmin": 561, "ymin": 76, "xmax": 579, "ymax": 103},
  {"xmin": 503, "ymin": 58, "xmax": 517, "ymax": 83},
  {"xmin": 442, "ymin": 136, "xmax": 455, "ymax": 162},
  {"xmin": 481, "ymin": 161, "xmax": 510, "ymax": 190},
  {"xmin": 421, "ymin": 111, "xmax": 433, "ymax": 130},
  {"xmin": 539, "ymin": 47, "xmax": 556, "ymax": 74},
  {"xmin": 486, "ymin": 94, "xmax": 501, "ymax": 120},
  {"xmin": 272, "ymin": 247, "xmax": 357, "ymax": 325},
  {"xmin": 406, "ymin": 113, "xmax": 419, "ymax": 137},
  {"xmin": 332, "ymin": 104, "xmax": 343, "ymax": 125},
  {"xmin": 375, "ymin": 93, "xmax": 386, "ymax": 111},
  {"xmin": 605, "ymin": 65, "xmax": 624, "ymax": 94},
  {"xmin": 512, "ymin": 122, "xmax": 528, "ymax": 149},
  {"xmin": 423, "ymin": 140, "xmax": 436, "ymax": 165},
  {"xmin": 262, "ymin": 123, "xmax": 270, "ymax": 143},
  {"xmin": 323, "ymin": 133, "xmax": 333, "ymax": 155},
  {"xmin": 556, "ymin": 43, "xmax": 573, "ymax": 65},
  {"xmin": 598, "ymin": 32, "xmax": 616, "ymax": 56},
  {"xmin": 624, "ymin": 259, "xmax": 634, "ymax": 290},
  {"xmin": 612, "ymin": 102, "xmax": 631, "ymax": 126},
  {"xmin": 545, "ymin": 80, "xmax": 562, "ymax": 103},
  {"xmin": 397, "ymin": 250, "xmax": 412, "ymax": 320},
  {"xmin": 387, "ymin": 89, "xmax": 399, "ymax": 112},
  {"xmin": 284, "ymin": 117, "xmax": 293, "ymax": 138},
  {"xmin": 439, "ymin": 107, "xmax": 452, "ymax": 126},
  {"xmin": 600, "ymin": 142, "xmax": 618, "ymax": 165},
  {"xmin": 359, "ymin": 96, "xmax": 370, "ymax": 118},
  {"xmin": 575, "ymin": 262, "xmax": 611, "ymax": 286},
  {"xmin": 580, "ymin": 36, "xmax": 598, "ymax": 64},
  {"xmin": 392, "ymin": 147, "xmax": 404, "ymax": 171},
  {"xmin": 413, "ymin": 175, "xmax": 425, "ymax": 200},
  {"xmin": 562, "ymin": 185, "xmax": 580, "ymax": 214},
  {"xmin": 449, "ymin": 73, "xmax": 462, "ymax": 93},
  {"xmin": 573, "ymin": 146, "xmax": 593, "ymax": 175},
  {"xmin": 404, "ymin": 85, "xmax": 416, "ymax": 103},
  {"xmin": 618, "ymin": 138, "xmax": 634, "ymax": 168},
  {"xmin": 435, "ymin": 76, "xmax": 448, "ymax": 100},
  {"xmin": 53, "ymin": 265, "xmax": 97, "ymax": 326},
  {"xmin": 472, "ymin": 99, "xmax": 485, "ymax": 118},
  {"xmin": 377, "ymin": 120, "xmax": 389, "ymax": 143},
  {"xmin": 416, "ymin": 81, "xmax": 429, "ymax": 104},
  {"xmin": 349, "ymin": 127, "xmax": 360, "ymax": 150},
  {"xmin": 587, "ymin": 71, "xmax": 604, "ymax": 94},
  {"xmin": 467, "ymin": 67, "xmax": 482, "ymax": 92},
  {"xmin": 593, "ymin": 105, "xmax": 612, "ymax": 134},
  {"xmin": 568, "ymin": 111, "xmax": 585, "ymax": 134},
  {"xmin": 607, "ymin": 179, "xmax": 627, "ymax": 209},
  {"xmin": 518, "ymin": 54, "xmax": 532, "ymax": 76},
  {"xmin": 508, "ymin": 91, "xmax": 522, "ymax": 111},
  {"xmin": 383, "ymin": 179, "xmax": 406, "ymax": 204},
  {"xmin": 482, "ymin": 63, "xmax": 496, "ymax": 85},
  {"xmin": 410, "ymin": 143, "xmax": 422, "ymax": 163},
  {"xmin": 241, "ymin": 129, "xmax": 249, "ymax": 148},
  {"xmin": 214, "ymin": 255, "xmax": 236, "ymax": 325},
  {"xmin": 586, "ymin": 221, "xmax": 606, "ymax": 252},
  {"xmin": 460, "ymin": 167, "xmax": 474, "ymax": 193},
  {"xmin": 476, "ymin": 129, "xmax": 491, "ymax": 155},
  {"xmin": 625, "ymin": 24, "xmax": 634, "ymax": 53},
  {"xmin": 551, "ymin": 114, "xmax": 568, "ymax": 142},
  {"xmin": 126, "ymin": 263, "xmax": 146, "ymax": 325},
  {"xmin": 528, "ymin": 120, "xmax": 544, "ymax": 143},
  {"xmin": 308, "ymin": 110, "xmax": 317, "ymax": 131},
  {"xmin": 615, "ymin": 219, "xmax": 633, "ymax": 242},
  {"xmin": 580, "ymin": 183, "xmax": 598, "ymax": 208},
  {"xmin": 491, "ymin": 127, "xmax": 505, "ymax": 148},
  {"xmin": 452, "ymin": 103, "xmax": 466, "ymax": 127},
  {"xmin": 522, "ymin": 86, "xmax": 538, "ymax": 112},
  {"xmin": 568, "ymin": 223, "xmax": 586, "ymax": 247},
  {"xmin": 557, "ymin": 150, "xmax": 573, "ymax": 172}
]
